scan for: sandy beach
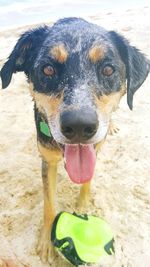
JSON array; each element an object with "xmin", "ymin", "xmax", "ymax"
[{"xmin": 0, "ymin": 5, "xmax": 150, "ymax": 267}]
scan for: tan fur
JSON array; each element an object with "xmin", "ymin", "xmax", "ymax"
[
  {"xmin": 38, "ymin": 142, "xmax": 62, "ymax": 163},
  {"xmin": 50, "ymin": 44, "xmax": 68, "ymax": 63},
  {"xmin": 37, "ymin": 142, "xmax": 62, "ymax": 261},
  {"xmin": 95, "ymin": 85, "xmax": 126, "ymax": 114},
  {"xmin": 89, "ymin": 45, "xmax": 105, "ymax": 63},
  {"xmin": 94, "ymin": 87, "xmax": 126, "ymax": 152},
  {"xmin": 95, "ymin": 139, "xmax": 106, "ymax": 153},
  {"xmin": 78, "ymin": 182, "xmax": 91, "ymax": 211},
  {"xmin": 108, "ymin": 120, "xmax": 119, "ymax": 135},
  {"xmin": 29, "ymin": 82, "xmax": 63, "ymax": 116}
]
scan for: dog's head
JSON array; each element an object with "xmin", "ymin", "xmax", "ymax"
[{"xmin": 1, "ymin": 18, "xmax": 149, "ymax": 183}]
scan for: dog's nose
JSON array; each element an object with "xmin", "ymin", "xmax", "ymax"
[{"xmin": 60, "ymin": 109, "xmax": 98, "ymax": 142}]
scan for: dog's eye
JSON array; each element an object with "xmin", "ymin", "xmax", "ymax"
[
  {"xmin": 102, "ymin": 65, "xmax": 114, "ymax": 76},
  {"xmin": 43, "ymin": 65, "xmax": 55, "ymax": 76}
]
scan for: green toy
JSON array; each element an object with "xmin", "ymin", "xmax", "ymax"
[
  {"xmin": 51, "ymin": 212, "xmax": 115, "ymax": 266},
  {"xmin": 40, "ymin": 121, "xmax": 51, "ymax": 137}
]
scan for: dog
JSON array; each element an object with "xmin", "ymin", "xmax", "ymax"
[{"xmin": 0, "ymin": 17, "xmax": 149, "ymax": 262}]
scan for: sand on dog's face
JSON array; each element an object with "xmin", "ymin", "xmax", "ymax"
[{"xmin": 0, "ymin": 7, "xmax": 150, "ymax": 267}]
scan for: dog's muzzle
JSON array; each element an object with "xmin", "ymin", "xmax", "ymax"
[
  {"xmin": 60, "ymin": 108, "xmax": 99, "ymax": 144},
  {"xmin": 59, "ymin": 108, "xmax": 98, "ymax": 184}
]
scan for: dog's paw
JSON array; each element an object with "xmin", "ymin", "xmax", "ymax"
[
  {"xmin": 0, "ymin": 258, "xmax": 19, "ymax": 267},
  {"xmin": 37, "ymin": 229, "xmax": 49, "ymax": 263},
  {"xmin": 108, "ymin": 121, "xmax": 119, "ymax": 135},
  {"xmin": 37, "ymin": 227, "xmax": 56, "ymax": 263}
]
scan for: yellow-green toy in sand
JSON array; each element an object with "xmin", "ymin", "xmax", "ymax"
[{"xmin": 51, "ymin": 212, "xmax": 115, "ymax": 266}]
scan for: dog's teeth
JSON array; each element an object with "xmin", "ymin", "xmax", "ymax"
[{"xmin": 64, "ymin": 157, "xmax": 66, "ymax": 164}]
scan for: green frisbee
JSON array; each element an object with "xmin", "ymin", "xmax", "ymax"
[{"xmin": 51, "ymin": 212, "xmax": 115, "ymax": 266}]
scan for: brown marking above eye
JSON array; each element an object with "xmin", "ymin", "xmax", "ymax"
[
  {"xmin": 102, "ymin": 65, "xmax": 114, "ymax": 76},
  {"xmin": 50, "ymin": 44, "xmax": 68, "ymax": 64},
  {"xmin": 89, "ymin": 45, "xmax": 105, "ymax": 63},
  {"xmin": 43, "ymin": 65, "xmax": 55, "ymax": 76}
]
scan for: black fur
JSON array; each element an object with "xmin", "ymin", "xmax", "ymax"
[
  {"xmin": 109, "ymin": 31, "xmax": 149, "ymax": 109},
  {"xmin": 0, "ymin": 18, "xmax": 149, "ymax": 111},
  {"xmin": 0, "ymin": 26, "xmax": 49, "ymax": 88}
]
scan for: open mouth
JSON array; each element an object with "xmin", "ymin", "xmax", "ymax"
[
  {"xmin": 63, "ymin": 144, "xmax": 96, "ymax": 184},
  {"xmin": 40, "ymin": 119, "xmax": 97, "ymax": 184}
]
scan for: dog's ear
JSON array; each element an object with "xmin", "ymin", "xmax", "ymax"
[
  {"xmin": 0, "ymin": 26, "xmax": 48, "ymax": 89},
  {"xmin": 109, "ymin": 31, "xmax": 150, "ymax": 109}
]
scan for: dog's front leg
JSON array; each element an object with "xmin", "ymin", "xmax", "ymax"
[
  {"xmin": 37, "ymin": 160, "xmax": 57, "ymax": 262},
  {"xmin": 37, "ymin": 143, "xmax": 62, "ymax": 262},
  {"xmin": 78, "ymin": 182, "xmax": 91, "ymax": 212},
  {"xmin": 78, "ymin": 140, "xmax": 106, "ymax": 212}
]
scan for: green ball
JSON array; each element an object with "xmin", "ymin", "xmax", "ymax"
[{"xmin": 51, "ymin": 212, "xmax": 115, "ymax": 266}]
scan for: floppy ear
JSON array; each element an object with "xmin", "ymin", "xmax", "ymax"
[
  {"xmin": 0, "ymin": 26, "xmax": 49, "ymax": 89},
  {"xmin": 109, "ymin": 31, "xmax": 150, "ymax": 109}
]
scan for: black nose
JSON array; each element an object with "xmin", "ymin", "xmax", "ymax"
[{"xmin": 60, "ymin": 109, "xmax": 98, "ymax": 142}]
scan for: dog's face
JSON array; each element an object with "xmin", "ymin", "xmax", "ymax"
[
  {"xmin": 0, "ymin": 18, "xmax": 149, "ymax": 183},
  {"xmin": 29, "ymin": 19, "xmax": 127, "ymax": 146}
]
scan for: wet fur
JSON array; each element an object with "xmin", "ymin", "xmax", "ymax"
[{"xmin": 0, "ymin": 17, "xmax": 149, "ymax": 262}]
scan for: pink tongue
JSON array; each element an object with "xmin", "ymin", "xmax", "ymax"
[{"xmin": 64, "ymin": 144, "xmax": 96, "ymax": 184}]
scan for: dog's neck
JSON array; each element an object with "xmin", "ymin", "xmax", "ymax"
[{"xmin": 38, "ymin": 118, "xmax": 60, "ymax": 149}]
